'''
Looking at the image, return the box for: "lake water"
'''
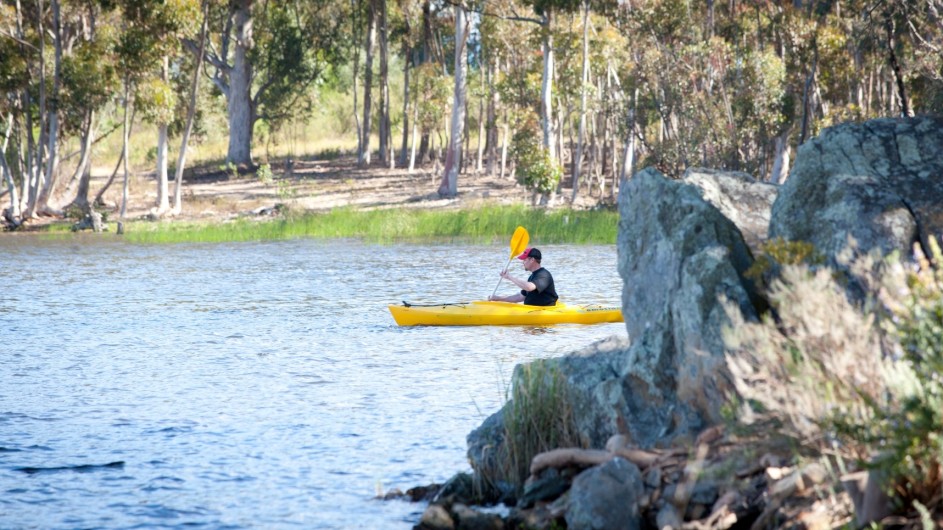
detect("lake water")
[0,236,625,529]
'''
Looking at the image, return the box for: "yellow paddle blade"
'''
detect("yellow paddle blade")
[510,226,529,258]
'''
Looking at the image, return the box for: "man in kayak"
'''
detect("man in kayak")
[488,247,559,306]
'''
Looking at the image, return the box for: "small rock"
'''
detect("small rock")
[417,504,454,530]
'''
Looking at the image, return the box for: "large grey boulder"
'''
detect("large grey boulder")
[682,168,778,251]
[770,116,943,260]
[616,168,762,443]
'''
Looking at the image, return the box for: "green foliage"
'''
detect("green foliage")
[59,33,120,133]
[256,163,274,184]
[839,239,943,506]
[247,0,352,133]
[119,204,618,244]
[510,118,562,196]
[410,62,452,134]
[135,77,176,125]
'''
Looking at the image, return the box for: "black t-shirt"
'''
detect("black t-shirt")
[522,267,559,306]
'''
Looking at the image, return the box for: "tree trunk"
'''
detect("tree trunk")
[571,0,590,203]
[36,0,63,216]
[485,58,498,175]
[352,0,363,165]
[120,80,132,219]
[399,43,411,167]
[227,0,254,167]
[620,87,637,184]
[359,0,376,167]
[378,0,390,166]
[437,4,467,197]
[540,9,555,161]
[476,66,484,173]
[409,95,419,172]
[798,40,818,145]
[156,58,171,214]
[1,114,20,221]
[500,113,509,180]
[172,1,209,215]
[26,0,47,219]
[770,131,791,184]
[94,107,136,208]
[64,109,95,212]
[884,11,911,117]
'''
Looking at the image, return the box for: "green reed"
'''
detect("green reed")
[119,205,618,244]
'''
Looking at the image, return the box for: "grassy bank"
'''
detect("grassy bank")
[115,204,619,244]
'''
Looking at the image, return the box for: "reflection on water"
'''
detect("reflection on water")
[0,237,625,529]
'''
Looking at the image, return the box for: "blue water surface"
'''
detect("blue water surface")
[0,237,625,529]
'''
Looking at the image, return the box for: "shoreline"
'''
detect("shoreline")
[4,156,619,236]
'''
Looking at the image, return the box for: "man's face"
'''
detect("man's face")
[522,256,538,271]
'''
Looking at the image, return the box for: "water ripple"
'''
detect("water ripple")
[0,239,625,529]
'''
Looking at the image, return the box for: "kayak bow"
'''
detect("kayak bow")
[388,300,623,327]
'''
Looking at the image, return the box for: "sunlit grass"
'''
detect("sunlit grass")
[119,205,619,244]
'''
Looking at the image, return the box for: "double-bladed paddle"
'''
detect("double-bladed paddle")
[491,226,529,298]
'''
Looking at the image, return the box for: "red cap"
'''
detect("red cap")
[517,248,541,261]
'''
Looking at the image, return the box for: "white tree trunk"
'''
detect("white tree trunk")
[26,0,47,218]
[120,81,132,220]
[227,0,254,167]
[63,109,95,209]
[571,0,590,203]
[437,4,468,197]
[173,2,209,215]
[540,9,555,161]
[408,99,419,173]
[359,0,376,167]
[36,0,62,215]
[155,57,170,214]
[770,132,791,184]
[620,87,638,185]
[378,0,390,166]
[476,67,484,173]
[1,114,20,220]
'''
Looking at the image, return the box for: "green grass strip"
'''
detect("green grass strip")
[116,205,619,245]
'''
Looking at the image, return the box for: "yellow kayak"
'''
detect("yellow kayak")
[388,300,623,326]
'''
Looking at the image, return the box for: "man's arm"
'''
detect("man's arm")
[489,293,525,303]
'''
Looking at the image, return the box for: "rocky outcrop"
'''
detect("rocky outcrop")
[770,116,943,261]
[616,168,763,441]
[451,117,943,530]
[682,168,778,252]
[466,169,765,498]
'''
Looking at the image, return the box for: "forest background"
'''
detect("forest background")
[1,0,942,228]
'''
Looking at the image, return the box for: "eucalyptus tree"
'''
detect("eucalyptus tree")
[199,0,350,168]
[519,0,580,162]
[3,0,64,219]
[171,1,209,215]
[114,0,193,219]
[0,3,29,223]
[377,0,392,167]
[0,0,123,222]
[358,0,375,166]
[59,12,120,214]
[31,0,62,217]
[437,1,469,197]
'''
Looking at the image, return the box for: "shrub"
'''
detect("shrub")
[724,238,943,516]
[256,163,274,184]
[510,121,561,197]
